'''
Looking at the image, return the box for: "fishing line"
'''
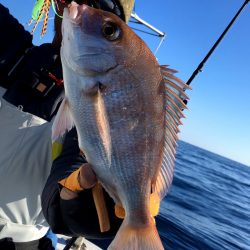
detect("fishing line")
[129,26,166,55]
[27,16,54,25]
[51,0,63,18]
[129,12,166,54]
[154,35,165,56]
[129,20,141,24]
[129,27,162,37]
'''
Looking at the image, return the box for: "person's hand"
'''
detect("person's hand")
[60,163,97,200]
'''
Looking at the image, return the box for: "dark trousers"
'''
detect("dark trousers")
[0,237,54,250]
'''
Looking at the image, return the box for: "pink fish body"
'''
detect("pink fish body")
[53,3,189,249]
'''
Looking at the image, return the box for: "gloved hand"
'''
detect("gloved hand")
[59,162,112,233]
[59,163,97,200]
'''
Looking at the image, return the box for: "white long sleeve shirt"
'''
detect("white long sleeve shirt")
[0,87,52,242]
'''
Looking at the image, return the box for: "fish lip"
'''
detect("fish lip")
[65,2,112,24]
[65,2,91,24]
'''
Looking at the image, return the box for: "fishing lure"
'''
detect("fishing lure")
[30,0,63,37]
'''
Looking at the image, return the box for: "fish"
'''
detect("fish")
[53,2,190,249]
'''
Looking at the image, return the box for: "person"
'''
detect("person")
[0,0,134,249]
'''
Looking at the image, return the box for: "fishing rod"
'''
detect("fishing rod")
[186,0,250,87]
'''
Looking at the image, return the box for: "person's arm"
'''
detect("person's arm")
[42,128,122,238]
[0,4,33,87]
[0,4,64,121]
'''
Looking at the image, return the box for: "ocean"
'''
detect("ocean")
[87,140,250,250]
[158,140,250,250]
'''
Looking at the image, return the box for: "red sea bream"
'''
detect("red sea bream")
[53,3,190,249]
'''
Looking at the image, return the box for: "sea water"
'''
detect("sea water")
[88,140,250,250]
[158,140,250,250]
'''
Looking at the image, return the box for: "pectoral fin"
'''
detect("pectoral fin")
[52,98,74,141]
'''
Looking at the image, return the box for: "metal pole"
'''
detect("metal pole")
[186,0,250,86]
[131,12,165,37]
[63,237,77,250]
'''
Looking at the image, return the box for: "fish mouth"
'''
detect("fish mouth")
[64,3,105,27]
[61,49,119,76]
[64,2,86,24]
[63,2,103,24]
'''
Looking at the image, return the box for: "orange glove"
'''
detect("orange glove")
[59,163,97,200]
[59,163,110,232]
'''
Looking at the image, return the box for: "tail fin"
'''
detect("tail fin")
[108,219,164,250]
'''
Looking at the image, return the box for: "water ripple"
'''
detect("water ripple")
[157,140,250,250]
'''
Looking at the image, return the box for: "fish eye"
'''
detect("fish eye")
[102,22,121,41]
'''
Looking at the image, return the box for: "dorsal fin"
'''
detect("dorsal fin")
[153,65,190,200]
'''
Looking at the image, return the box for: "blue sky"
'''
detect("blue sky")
[2,0,250,166]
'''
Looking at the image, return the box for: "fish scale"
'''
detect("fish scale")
[53,3,189,250]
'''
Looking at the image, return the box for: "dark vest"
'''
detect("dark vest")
[0,4,64,121]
